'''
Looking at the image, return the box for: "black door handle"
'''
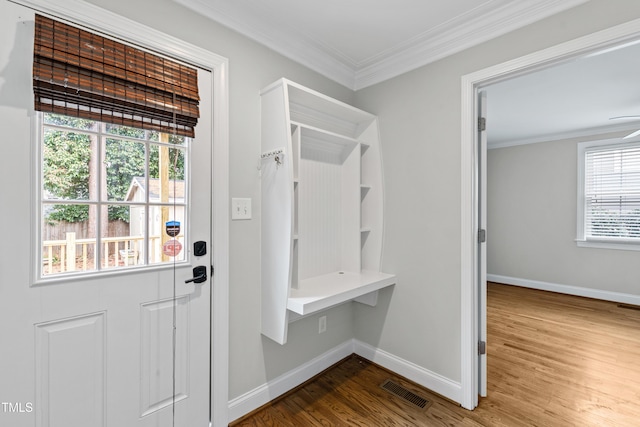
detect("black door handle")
[185,266,207,284]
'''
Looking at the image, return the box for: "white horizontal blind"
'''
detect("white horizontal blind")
[584,143,640,240]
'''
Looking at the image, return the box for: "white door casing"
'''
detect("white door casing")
[0,1,230,425]
[478,90,487,398]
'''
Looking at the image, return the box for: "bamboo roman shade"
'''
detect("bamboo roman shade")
[33,14,200,137]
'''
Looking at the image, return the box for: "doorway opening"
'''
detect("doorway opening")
[461,18,640,410]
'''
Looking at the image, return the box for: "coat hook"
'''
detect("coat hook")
[260,148,285,169]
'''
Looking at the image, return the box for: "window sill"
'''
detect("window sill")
[576,239,640,252]
[32,260,193,287]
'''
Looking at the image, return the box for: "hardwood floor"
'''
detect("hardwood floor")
[231,283,640,426]
[482,283,640,427]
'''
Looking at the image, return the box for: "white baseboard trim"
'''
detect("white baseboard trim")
[228,339,464,423]
[488,274,640,306]
[227,340,355,423]
[353,339,462,404]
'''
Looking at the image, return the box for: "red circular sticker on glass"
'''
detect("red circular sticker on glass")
[162,239,183,257]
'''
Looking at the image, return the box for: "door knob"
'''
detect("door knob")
[185,266,207,284]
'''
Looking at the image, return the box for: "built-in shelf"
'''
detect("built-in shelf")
[288,271,396,315]
[260,78,395,345]
[297,124,358,164]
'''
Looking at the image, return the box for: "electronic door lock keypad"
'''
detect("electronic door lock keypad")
[194,241,207,257]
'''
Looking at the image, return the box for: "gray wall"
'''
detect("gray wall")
[87,0,640,406]
[354,0,640,384]
[487,133,640,295]
[85,0,357,400]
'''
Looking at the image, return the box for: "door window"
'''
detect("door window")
[39,112,189,278]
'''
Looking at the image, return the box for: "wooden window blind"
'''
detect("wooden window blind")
[33,14,200,137]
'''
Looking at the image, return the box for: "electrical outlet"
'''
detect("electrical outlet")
[318,316,327,334]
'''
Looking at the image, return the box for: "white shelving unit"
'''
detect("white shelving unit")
[260,78,395,344]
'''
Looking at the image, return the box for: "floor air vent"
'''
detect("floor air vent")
[380,379,430,409]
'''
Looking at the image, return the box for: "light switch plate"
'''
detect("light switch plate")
[232,198,252,220]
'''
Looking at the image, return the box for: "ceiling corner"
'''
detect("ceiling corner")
[175,0,590,91]
[354,0,591,90]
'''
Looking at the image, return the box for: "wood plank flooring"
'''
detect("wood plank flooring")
[231,283,640,426]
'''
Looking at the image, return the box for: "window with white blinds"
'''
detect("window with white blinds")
[578,139,640,249]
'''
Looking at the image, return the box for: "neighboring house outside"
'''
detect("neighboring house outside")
[124,177,186,263]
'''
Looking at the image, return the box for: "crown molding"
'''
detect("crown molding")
[488,121,640,150]
[174,0,355,89]
[176,0,588,91]
[354,0,589,90]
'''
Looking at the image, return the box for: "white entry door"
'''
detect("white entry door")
[0,3,212,426]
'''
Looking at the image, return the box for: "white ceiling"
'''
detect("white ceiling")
[485,40,640,147]
[175,0,588,90]
[174,0,640,146]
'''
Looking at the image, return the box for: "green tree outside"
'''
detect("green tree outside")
[43,114,185,224]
